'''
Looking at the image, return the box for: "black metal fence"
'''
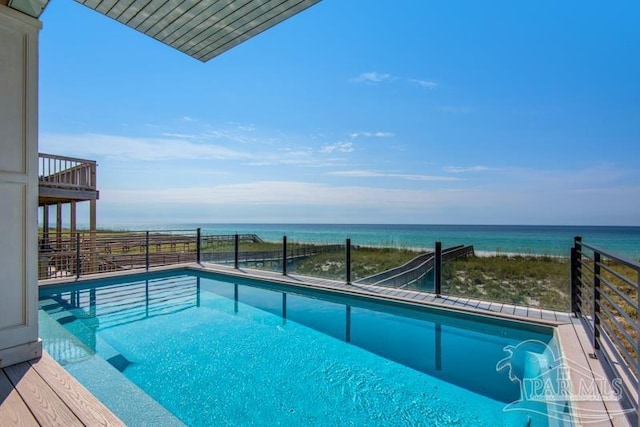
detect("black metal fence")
[571,236,639,412]
[39,229,464,292]
[39,229,199,279]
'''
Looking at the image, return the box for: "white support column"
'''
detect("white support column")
[0,4,42,367]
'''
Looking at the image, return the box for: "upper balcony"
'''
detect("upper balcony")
[38,153,99,206]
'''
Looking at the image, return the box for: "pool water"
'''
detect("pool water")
[39,270,572,426]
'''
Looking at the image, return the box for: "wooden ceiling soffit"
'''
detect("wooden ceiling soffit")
[75,0,320,62]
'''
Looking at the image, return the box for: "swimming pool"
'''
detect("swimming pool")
[39,269,573,426]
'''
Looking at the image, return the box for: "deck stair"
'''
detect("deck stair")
[356,245,474,289]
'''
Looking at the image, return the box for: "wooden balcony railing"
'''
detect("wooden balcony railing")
[39,153,96,191]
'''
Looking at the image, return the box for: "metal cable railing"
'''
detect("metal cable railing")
[571,236,639,412]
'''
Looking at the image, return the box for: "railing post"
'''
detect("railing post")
[637,270,640,420]
[435,241,442,297]
[76,232,81,278]
[570,246,577,314]
[196,228,201,264]
[571,236,583,316]
[145,231,150,271]
[282,235,287,275]
[593,251,601,351]
[234,233,239,269]
[346,238,351,285]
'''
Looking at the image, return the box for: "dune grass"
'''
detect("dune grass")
[210,240,573,311]
[442,255,570,311]
[290,247,420,281]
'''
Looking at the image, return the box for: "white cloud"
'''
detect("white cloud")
[200,129,261,144]
[330,170,460,182]
[443,165,490,173]
[349,131,395,138]
[103,181,453,208]
[351,71,392,84]
[410,79,438,89]
[40,133,252,161]
[320,142,354,153]
[99,180,640,225]
[161,132,201,139]
[95,163,640,225]
[156,123,262,145]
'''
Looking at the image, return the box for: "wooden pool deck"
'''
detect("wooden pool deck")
[0,352,123,426]
[29,262,635,426]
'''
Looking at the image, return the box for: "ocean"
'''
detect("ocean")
[109,224,640,260]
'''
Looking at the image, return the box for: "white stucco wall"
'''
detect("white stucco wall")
[0,4,42,367]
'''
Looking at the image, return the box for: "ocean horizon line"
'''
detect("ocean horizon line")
[91,222,640,228]
[54,222,640,259]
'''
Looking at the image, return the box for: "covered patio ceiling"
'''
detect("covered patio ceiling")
[74,0,321,62]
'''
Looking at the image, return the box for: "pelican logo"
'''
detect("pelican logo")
[496,340,633,424]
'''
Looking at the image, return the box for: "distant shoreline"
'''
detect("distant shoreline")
[56,223,640,259]
[474,250,567,259]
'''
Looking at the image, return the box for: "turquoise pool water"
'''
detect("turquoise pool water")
[39,270,572,426]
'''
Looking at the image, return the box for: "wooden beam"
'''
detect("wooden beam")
[56,203,62,248]
[90,199,96,233]
[90,199,97,271]
[39,187,98,202]
[42,205,49,240]
[70,200,76,235]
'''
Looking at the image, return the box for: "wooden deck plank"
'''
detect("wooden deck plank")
[556,324,612,425]
[487,302,504,312]
[464,299,481,309]
[0,370,39,427]
[439,296,458,306]
[452,298,471,307]
[394,290,413,298]
[400,290,419,299]
[527,307,543,319]
[380,289,404,297]
[501,304,516,315]
[558,323,626,426]
[476,300,491,310]
[417,292,434,301]
[417,292,433,301]
[30,353,124,427]
[422,295,438,303]
[513,306,528,317]
[4,362,83,427]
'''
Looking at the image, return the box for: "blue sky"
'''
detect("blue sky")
[39,0,640,226]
